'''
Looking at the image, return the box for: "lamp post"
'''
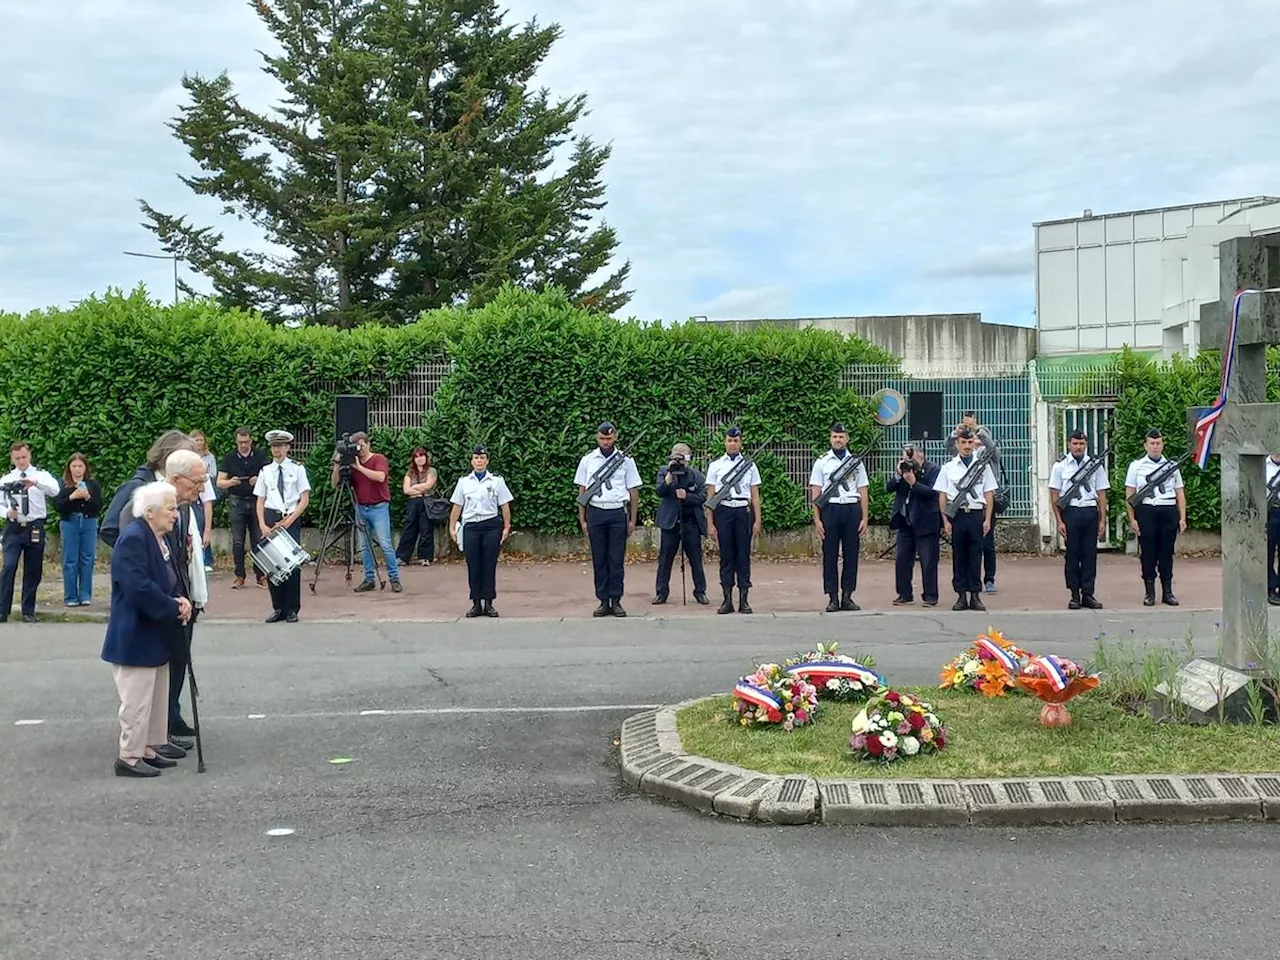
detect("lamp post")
[123,250,180,305]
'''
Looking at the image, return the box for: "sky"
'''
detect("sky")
[2,0,1280,327]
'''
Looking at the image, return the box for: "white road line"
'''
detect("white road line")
[13,719,44,726]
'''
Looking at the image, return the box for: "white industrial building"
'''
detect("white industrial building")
[1034,195,1280,358]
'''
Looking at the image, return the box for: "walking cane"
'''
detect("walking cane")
[184,621,206,774]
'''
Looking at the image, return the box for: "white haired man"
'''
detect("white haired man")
[161,449,211,748]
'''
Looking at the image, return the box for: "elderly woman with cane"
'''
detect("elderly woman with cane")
[101,481,192,778]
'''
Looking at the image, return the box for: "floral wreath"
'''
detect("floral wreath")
[939,627,1032,698]
[849,690,948,763]
[731,662,820,731]
[783,641,883,702]
[1016,654,1100,705]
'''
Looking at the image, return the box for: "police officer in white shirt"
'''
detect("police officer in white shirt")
[937,428,998,612]
[449,444,513,618]
[575,422,642,617]
[808,422,868,612]
[1264,450,1279,606]
[254,430,312,623]
[1049,430,1108,610]
[706,426,762,614]
[0,441,61,622]
[1124,429,1187,607]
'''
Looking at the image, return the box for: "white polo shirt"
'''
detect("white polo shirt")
[1050,455,1109,508]
[1124,456,1182,506]
[706,454,761,507]
[451,471,513,523]
[939,456,997,512]
[254,458,311,514]
[809,451,868,504]
[574,447,642,509]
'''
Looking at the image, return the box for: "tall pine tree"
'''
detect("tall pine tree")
[140,0,632,326]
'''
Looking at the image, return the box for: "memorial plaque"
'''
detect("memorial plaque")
[1151,658,1269,724]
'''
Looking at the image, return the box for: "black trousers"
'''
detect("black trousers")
[0,520,45,617]
[895,527,939,602]
[264,508,302,615]
[1267,507,1280,595]
[713,504,752,590]
[950,510,984,594]
[983,516,997,583]
[586,506,628,600]
[1062,505,1099,594]
[397,497,436,563]
[655,519,706,598]
[1136,503,1178,585]
[228,496,259,578]
[462,515,502,601]
[819,502,861,596]
[170,614,196,730]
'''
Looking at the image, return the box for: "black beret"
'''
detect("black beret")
[597,422,616,435]
[1145,429,1163,440]
[471,444,489,456]
[725,426,742,437]
[830,422,848,434]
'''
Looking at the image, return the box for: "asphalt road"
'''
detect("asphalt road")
[3,608,1279,960]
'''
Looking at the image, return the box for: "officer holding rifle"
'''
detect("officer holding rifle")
[575,422,642,617]
[808,422,869,612]
[937,428,997,612]
[705,426,762,614]
[1123,429,1187,607]
[1049,430,1108,610]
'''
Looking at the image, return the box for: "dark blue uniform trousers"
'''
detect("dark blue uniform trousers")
[820,502,862,596]
[587,506,628,600]
[1062,504,1099,595]
[895,527,939,603]
[713,504,752,590]
[0,519,44,617]
[950,509,984,595]
[1267,507,1279,596]
[1136,504,1178,585]
[463,515,503,601]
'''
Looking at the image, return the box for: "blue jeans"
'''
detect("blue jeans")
[357,502,400,582]
[60,514,97,603]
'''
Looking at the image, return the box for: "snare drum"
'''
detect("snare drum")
[251,527,311,585]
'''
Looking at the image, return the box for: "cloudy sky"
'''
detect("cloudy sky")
[2,0,1279,326]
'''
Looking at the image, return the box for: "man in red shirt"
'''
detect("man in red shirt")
[330,432,402,592]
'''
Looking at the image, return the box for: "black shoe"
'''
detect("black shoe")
[1082,594,1103,609]
[142,754,177,769]
[923,597,938,607]
[693,592,710,605]
[738,589,753,614]
[1143,581,1156,606]
[1162,586,1179,606]
[968,592,987,612]
[466,601,483,618]
[825,594,840,613]
[354,579,376,593]
[484,601,499,618]
[611,600,627,617]
[892,595,913,605]
[651,594,667,605]
[952,595,969,611]
[1068,590,1081,610]
[265,610,286,623]
[840,593,859,612]
[154,743,186,760]
[114,758,160,778]
[391,579,403,594]
[0,615,6,622]
[286,611,299,622]
[718,590,735,615]
[171,719,197,738]
[22,614,36,623]
[593,601,611,617]
[169,736,194,751]
[1269,594,1280,606]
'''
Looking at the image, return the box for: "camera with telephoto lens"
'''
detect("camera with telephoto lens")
[667,456,688,479]
[0,480,23,497]
[334,434,359,467]
[898,446,919,476]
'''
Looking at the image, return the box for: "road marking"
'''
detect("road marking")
[14,719,44,726]
[265,828,295,837]
[248,714,266,719]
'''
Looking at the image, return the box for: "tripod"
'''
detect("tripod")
[310,471,387,592]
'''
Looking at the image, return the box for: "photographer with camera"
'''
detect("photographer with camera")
[885,444,942,607]
[330,431,402,593]
[0,441,60,622]
[652,443,709,606]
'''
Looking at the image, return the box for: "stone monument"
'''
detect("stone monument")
[1158,234,1280,721]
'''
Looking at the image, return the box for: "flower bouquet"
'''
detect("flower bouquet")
[783,641,883,702]
[731,662,820,731]
[849,690,948,764]
[939,627,1031,698]
[1014,655,1101,726]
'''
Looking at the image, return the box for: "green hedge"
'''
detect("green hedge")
[0,286,896,534]
[1103,347,1280,531]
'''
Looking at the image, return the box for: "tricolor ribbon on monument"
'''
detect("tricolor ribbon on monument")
[783,661,881,687]
[1193,287,1280,469]
[1031,655,1070,692]
[733,681,783,712]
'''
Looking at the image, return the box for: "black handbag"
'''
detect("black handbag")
[423,493,452,522]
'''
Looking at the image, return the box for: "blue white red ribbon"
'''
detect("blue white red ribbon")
[974,637,1019,674]
[784,660,881,687]
[1194,287,1280,469]
[734,681,783,712]
[1031,655,1070,691]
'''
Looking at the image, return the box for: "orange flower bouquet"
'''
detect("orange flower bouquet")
[1015,655,1100,726]
[939,628,1031,698]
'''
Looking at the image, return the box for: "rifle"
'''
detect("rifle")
[705,434,776,511]
[942,445,997,520]
[576,430,646,507]
[1055,445,1111,509]
[813,442,876,508]
[1266,467,1280,509]
[1125,451,1191,508]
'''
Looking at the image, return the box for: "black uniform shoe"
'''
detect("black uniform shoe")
[825,594,840,613]
[1161,585,1179,606]
[22,614,36,623]
[593,600,612,617]
[1082,594,1103,609]
[1269,593,1280,606]
[484,600,499,618]
[265,610,286,623]
[952,595,969,611]
[840,592,859,612]
[466,601,483,618]
[737,589,753,614]
[693,592,710,605]
[610,600,627,617]
[968,592,987,612]
[114,759,160,778]
[1143,580,1156,606]
[718,590,735,615]
[892,596,913,605]
[1068,590,1082,610]
[651,594,667,605]
[286,611,299,622]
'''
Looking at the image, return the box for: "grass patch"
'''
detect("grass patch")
[676,689,1280,780]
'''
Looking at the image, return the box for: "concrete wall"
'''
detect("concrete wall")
[700,313,1036,376]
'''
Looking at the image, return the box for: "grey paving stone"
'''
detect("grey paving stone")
[819,778,970,826]
[755,775,819,825]
[962,777,1114,825]
[1103,774,1263,823]
[712,774,780,819]
[1246,774,1280,820]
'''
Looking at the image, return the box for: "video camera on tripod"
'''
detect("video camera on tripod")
[334,433,359,469]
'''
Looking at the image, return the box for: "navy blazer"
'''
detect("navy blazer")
[101,517,186,668]
[655,465,708,535]
[885,461,943,536]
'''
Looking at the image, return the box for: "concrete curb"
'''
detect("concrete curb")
[621,698,1280,827]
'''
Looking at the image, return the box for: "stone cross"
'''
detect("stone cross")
[1195,234,1280,673]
